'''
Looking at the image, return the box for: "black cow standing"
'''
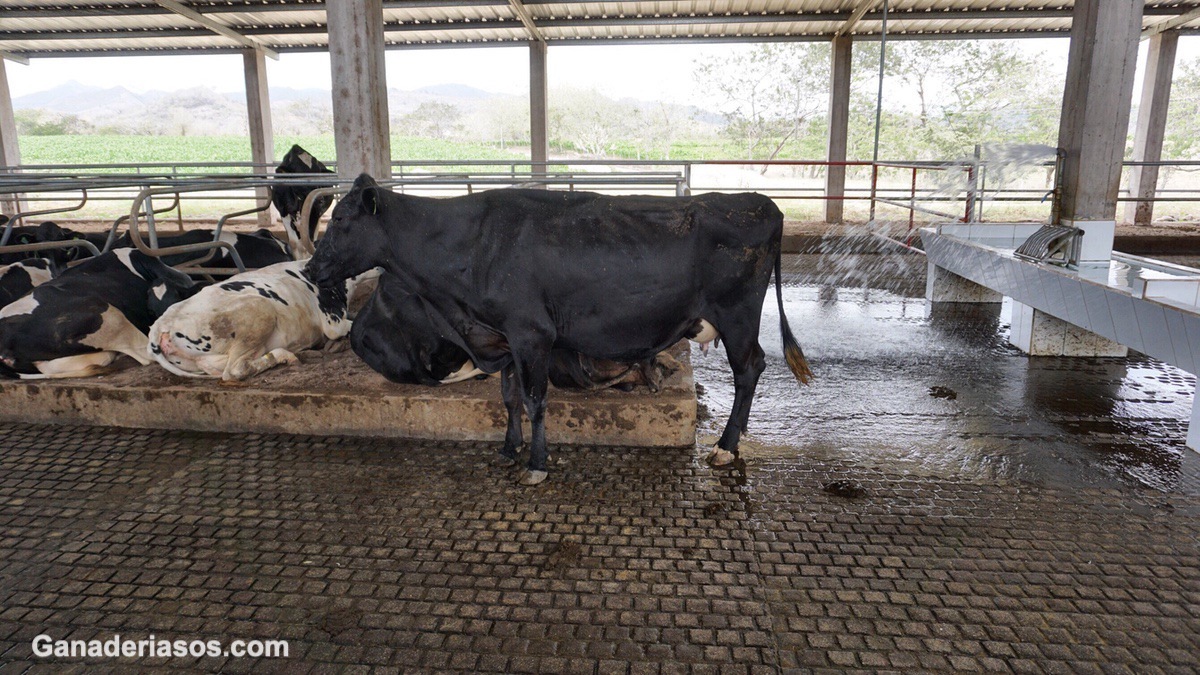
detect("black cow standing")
[307,175,811,485]
[272,144,336,257]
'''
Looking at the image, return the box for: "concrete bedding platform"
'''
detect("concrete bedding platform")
[0,345,696,447]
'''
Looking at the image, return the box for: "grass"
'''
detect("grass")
[18,135,529,171]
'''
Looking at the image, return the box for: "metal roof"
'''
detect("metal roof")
[2,1,1199,58]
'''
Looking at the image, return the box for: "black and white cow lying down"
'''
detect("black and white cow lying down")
[0,250,196,379]
[272,144,335,258]
[352,273,679,390]
[149,260,374,381]
[306,176,812,485]
[0,258,56,308]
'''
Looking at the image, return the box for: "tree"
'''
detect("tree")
[1164,58,1200,161]
[550,88,635,157]
[398,101,463,139]
[694,43,829,164]
[851,40,1063,161]
[14,109,94,136]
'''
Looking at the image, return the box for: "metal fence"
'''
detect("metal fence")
[3,156,1200,270]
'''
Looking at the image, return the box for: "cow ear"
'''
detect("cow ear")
[361,186,383,216]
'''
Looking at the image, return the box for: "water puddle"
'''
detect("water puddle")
[693,253,1200,495]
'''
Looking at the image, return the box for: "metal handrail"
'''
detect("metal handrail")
[1,189,88,243]
[128,183,251,274]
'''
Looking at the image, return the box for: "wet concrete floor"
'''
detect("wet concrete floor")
[694,252,1200,496]
[1,250,1198,672]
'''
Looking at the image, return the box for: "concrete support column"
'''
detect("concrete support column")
[243,48,275,227]
[1125,30,1178,227]
[825,35,852,224]
[1056,0,1143,263]
[926,262,1002,303]
[529,40,548,181]
[0,57,22,217]
[1009,301,1127,357]
[327,0,392,181]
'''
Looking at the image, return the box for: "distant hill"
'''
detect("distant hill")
[14,81,149,117]
[13,80,722,139]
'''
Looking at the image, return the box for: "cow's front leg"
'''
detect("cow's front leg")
[226,348,298,381]
[498,364,522,467]
[513,342,552,486]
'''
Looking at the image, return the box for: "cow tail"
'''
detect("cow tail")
[775,249,812,385]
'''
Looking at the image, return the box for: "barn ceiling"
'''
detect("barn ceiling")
[2,1,1198,58]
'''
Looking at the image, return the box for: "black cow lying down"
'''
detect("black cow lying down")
[0,250,196,378]
[101,227,291,271]
[2,221,291,272]
[307,176,812,485]
[352,273,679,390]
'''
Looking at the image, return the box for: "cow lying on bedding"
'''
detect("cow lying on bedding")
[0,250,197,379]
[272,144,336,258]
[352,273,679,390]
[0,258,56,308]
[149,260,374,381]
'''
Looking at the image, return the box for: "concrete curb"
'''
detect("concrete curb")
[0,349,697,448]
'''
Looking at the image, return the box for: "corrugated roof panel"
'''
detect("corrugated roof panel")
[2,0,1200,55]
[2,34,240,52]
[384,4,515,22]
[382,26,529,43]
[4,16,196,32]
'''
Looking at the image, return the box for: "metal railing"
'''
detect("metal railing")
[5,156,1200,271]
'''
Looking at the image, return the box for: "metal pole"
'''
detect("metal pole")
[870,0,890,224]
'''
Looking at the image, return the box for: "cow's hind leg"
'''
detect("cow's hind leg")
[510,338,553,486]
[498,365,522,467]
[709,323,766,467]
[24,351,119,379]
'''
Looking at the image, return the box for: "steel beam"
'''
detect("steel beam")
[152,0,279,59]
[836,0,877,37]
[1143,6,1200,38]
[508,0,546,42]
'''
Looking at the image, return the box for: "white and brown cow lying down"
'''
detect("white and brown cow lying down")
[0,250,197,379]
[149,260,375,381]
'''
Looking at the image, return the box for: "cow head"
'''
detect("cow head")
[122,251,202,318]
[272,144,335,257]
[305,174,391,304]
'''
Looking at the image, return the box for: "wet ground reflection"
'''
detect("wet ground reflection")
[692,253,1200,495]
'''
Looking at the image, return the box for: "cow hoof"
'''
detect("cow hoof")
[706,448,736,467]
[518,469,548,486]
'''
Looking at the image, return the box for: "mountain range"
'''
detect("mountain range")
[13,80,721,137]
[14,81,519,136]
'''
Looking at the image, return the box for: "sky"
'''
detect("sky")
[5,36,1199,107]
[4,43,737,105]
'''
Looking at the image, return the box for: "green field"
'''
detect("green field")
[18,135,530,170]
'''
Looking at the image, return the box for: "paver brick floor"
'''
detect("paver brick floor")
[0,422,1197,673]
